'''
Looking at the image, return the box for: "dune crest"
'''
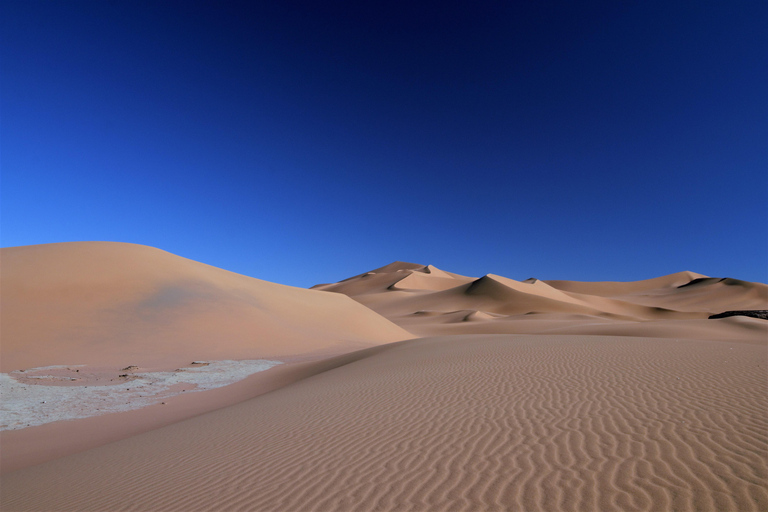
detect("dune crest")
[0,243,412,372]
[315,262,767,340]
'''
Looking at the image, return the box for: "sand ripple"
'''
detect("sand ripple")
[2,335,766,512]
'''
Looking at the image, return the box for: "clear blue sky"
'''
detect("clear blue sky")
[2,0,766,287]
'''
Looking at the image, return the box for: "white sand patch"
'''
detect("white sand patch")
[0,360,282,431]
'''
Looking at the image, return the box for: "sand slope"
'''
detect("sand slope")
[315,262,768,340]
[3,334,766,512]
[3,251,766,511]
[0,243,412,372]
[0,243,413,472]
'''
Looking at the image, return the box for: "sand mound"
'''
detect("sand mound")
[545,271,707,296]
[463,274,668,319]
[613,278,768,313]
[313,261,474,296]
[390,271,470,291]
[461,310,503,322]
[316,262,767,340]
[0,243,412,372]
[3,334,766,511]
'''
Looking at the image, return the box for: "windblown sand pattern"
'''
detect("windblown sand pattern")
[3,335,766,512]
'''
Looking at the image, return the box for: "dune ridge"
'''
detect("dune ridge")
[315,261,767,340]
[544,271,707,295]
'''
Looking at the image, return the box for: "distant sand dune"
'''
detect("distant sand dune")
[3,335,766,511]
[317,262,767,341]
[544,271,706,296]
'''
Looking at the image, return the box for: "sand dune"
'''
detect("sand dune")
[0,243,412,372]
[313,261,475,296]
[3,335,766,511]
[2,249,766,511]
[610,277,768,312]
[546,274,768,314]
[316,262,767,341]
[0,243,412,472]
[545,271,707,296]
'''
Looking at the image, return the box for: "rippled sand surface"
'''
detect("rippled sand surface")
[3,245,766,511]
[3,335,766,512]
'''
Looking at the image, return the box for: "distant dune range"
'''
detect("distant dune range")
[1,243,766,511]
[313,261,768,341]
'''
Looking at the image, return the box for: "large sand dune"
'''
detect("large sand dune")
[1,242,411,372]
[2,248,766,511]
[0,243,412,472]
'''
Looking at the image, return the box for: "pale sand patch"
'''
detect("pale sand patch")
[0,359,281,430]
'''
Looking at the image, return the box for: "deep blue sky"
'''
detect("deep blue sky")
[2,0,766,287]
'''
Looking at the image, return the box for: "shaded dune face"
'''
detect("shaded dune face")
[0,243,412,372]
[3,335,766,512]
[315,262,768,340]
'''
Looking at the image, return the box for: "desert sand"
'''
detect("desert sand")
[1,242,411,372]
[312,262,767,340]
[1,245,766,511]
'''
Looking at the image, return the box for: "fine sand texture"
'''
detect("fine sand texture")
[0,243,412,472]
[2,335,766,512]
[1,242,412,372]
[2,250,767,511]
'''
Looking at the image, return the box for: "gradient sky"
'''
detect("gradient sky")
[2,0,766,287]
